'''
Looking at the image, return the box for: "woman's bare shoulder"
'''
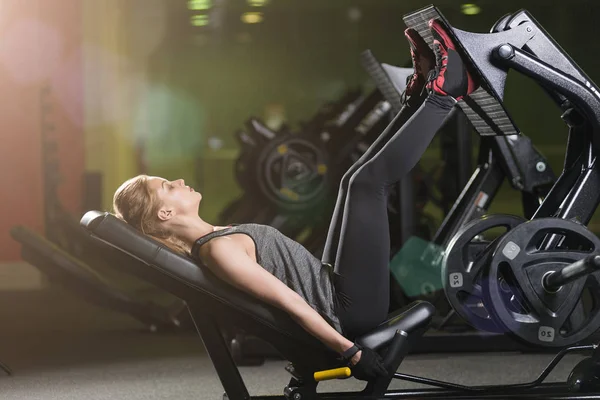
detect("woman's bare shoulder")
[199,234,245,257]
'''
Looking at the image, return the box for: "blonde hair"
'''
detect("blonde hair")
[113,175,190,255]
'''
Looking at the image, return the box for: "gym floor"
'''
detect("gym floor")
[0,286,587,400]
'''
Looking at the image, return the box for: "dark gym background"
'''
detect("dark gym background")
[0,0,598,399]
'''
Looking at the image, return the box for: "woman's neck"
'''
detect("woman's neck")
[174,215,215,248]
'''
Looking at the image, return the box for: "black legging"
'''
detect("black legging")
[322,92,456,339]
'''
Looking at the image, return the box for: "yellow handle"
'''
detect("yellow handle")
[313,367,352,381]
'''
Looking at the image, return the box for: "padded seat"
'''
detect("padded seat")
[357,301,435,351]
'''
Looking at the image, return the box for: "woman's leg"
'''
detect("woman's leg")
[321,91,426,266]
[321,28,434,266]
[332,19,478,338]
[334,94,455,337]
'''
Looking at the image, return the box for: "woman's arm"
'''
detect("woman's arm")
[200,237,358,359]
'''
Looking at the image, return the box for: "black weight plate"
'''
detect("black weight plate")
[441,214,525,333]
[485,218,600,348]
[256,136,329,213]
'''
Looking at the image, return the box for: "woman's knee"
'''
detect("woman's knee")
[347,163,380,191]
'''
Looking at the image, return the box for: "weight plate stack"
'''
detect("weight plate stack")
[441,214,525,333]
[485,218,600,348]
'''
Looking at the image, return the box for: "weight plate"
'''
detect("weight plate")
[442,214,525,332]
[256,136,329,212]
[485,218,600,347]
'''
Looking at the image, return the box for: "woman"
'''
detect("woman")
[113,20,477,381]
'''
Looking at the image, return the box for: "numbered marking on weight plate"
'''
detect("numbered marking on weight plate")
[502,241,521,260]
[449,273,463,288]
[538,326,555,343]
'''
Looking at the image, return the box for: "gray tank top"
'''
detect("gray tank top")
[193,223,342,334]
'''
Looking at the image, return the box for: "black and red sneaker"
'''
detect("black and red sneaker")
[426,19,478,100]
[404,28,435,100]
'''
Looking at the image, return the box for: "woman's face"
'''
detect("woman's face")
[147,176,202,221]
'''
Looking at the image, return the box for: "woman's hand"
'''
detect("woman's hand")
[350,351,361,366]
[346,347,388,381]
